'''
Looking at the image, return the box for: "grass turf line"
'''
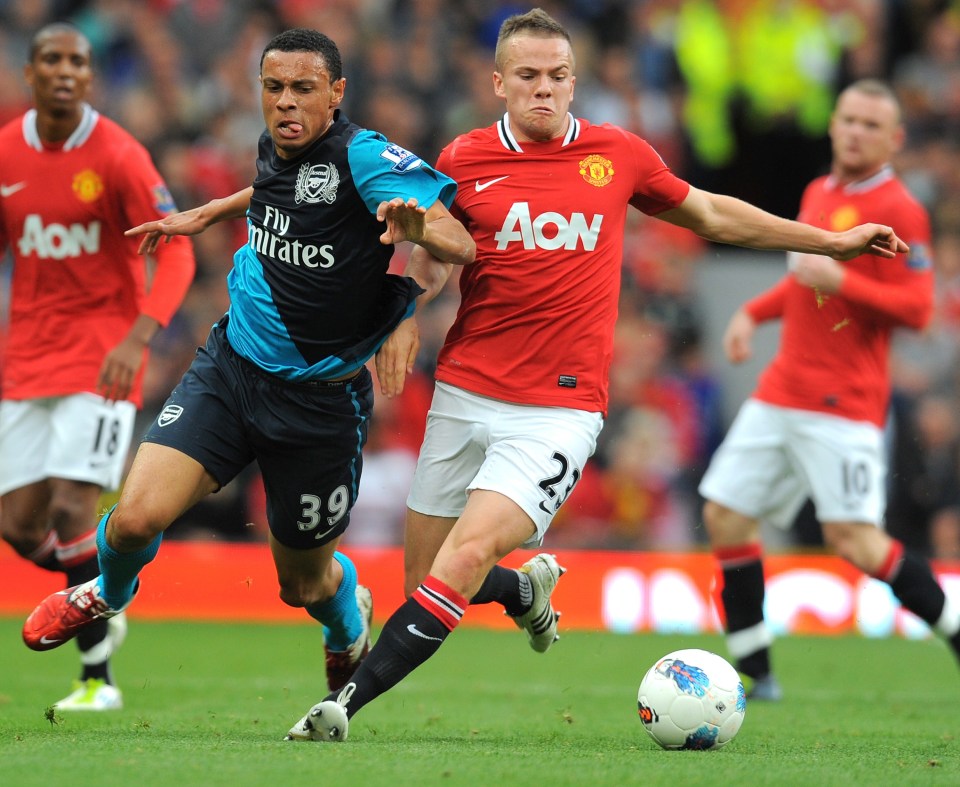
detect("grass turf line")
[1,618,958,786]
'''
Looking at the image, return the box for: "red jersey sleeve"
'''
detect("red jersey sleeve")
[110,139,195,326]
[744,276,790,323]
[620,130,690,215]
[837,199,933,330]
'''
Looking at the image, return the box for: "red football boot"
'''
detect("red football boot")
[23,577,133,652]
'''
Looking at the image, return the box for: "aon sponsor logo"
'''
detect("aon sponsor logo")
[494,202,602,251]
[18,214,101,259]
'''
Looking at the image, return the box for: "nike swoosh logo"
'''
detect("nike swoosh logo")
[313,522,340,541]
[407,623,442,642]
[475,176,509,192]
[40,635,61,645]
[0,182,26,198]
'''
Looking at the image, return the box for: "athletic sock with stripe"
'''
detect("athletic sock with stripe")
[324,575,466,718]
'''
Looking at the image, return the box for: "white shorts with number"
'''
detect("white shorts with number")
[406,382,604,547]
[0,393,137,496]
[697,398,886,529]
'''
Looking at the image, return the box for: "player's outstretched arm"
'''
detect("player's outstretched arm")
[659,187,909,261]
[125,186,254,254]
[377,198,475,266]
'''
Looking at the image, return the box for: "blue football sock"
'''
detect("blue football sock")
[306,552,361,651]
[96,507,161,610]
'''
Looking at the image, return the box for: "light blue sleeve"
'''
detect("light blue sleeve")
[348,129,456,214]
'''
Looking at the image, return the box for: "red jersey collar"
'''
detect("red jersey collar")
[496,111,581,153]
[825,165,895,194]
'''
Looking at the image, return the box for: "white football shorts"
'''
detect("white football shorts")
[406,382,603,546]
[698,398,886,528]
[0,393,137,496]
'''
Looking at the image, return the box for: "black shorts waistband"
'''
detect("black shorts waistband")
[213,318,362,390]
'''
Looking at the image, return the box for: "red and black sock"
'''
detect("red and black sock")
[715,543,771,679]
[326,575,466,718]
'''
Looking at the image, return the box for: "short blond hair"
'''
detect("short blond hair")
[494,8,573,72]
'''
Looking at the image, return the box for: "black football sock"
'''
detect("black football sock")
[715,543,772,679]
[326,575,467,718]
[470,564,531,616]
[875,539,960,666]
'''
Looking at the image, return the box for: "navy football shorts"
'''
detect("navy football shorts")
[142,317,373,549]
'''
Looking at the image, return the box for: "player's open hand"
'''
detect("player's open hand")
[722,309,756,365]
[375,317,420,398]
[832,223,908,261]
[125,207,210,255]
[97,337,145,402]
[377,197,427,246]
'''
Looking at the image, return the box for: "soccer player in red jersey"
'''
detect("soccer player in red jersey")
[698,80,959,700]
[0,24,195,710]
[286,11,911,741]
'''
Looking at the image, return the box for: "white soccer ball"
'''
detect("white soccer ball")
[637,648,746,750]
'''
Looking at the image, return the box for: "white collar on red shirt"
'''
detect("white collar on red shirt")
[825,164,895,194]
[497,111,581,153]
[22,101,100,151]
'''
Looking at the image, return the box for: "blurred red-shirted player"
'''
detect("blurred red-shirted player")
[0,23,195,711]
[699,80,960,701]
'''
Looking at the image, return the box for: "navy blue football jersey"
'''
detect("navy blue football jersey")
[225,111,456,381]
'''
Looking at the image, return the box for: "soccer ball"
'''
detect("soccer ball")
[637,648,746,750]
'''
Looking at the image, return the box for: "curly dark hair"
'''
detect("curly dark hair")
[260,28,342,81]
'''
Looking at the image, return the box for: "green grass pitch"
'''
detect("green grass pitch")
[2,618,957,786]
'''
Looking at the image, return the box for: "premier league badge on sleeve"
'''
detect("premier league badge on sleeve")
[380,144,423,173]
[906,242,932,271]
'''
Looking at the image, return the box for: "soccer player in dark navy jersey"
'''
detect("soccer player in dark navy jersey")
[23,28,475,708]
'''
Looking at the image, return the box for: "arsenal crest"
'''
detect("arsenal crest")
[295,162,339,204]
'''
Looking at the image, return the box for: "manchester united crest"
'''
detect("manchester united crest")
[830,204,860,232]
[72,169,104,203]
[579,154,614,187]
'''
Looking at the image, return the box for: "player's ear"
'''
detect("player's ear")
[892,123,906,154]
[493,71,505,99]
[331,76,346,107]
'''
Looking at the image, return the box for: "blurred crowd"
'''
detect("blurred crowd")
[3,0,960,557]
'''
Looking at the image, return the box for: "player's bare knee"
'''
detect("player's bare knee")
[444,541,493,587]
[107,505,167,550]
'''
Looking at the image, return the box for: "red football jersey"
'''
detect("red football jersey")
[434,114,690,415]
[745,167,933,426]
[0,105,195,406]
